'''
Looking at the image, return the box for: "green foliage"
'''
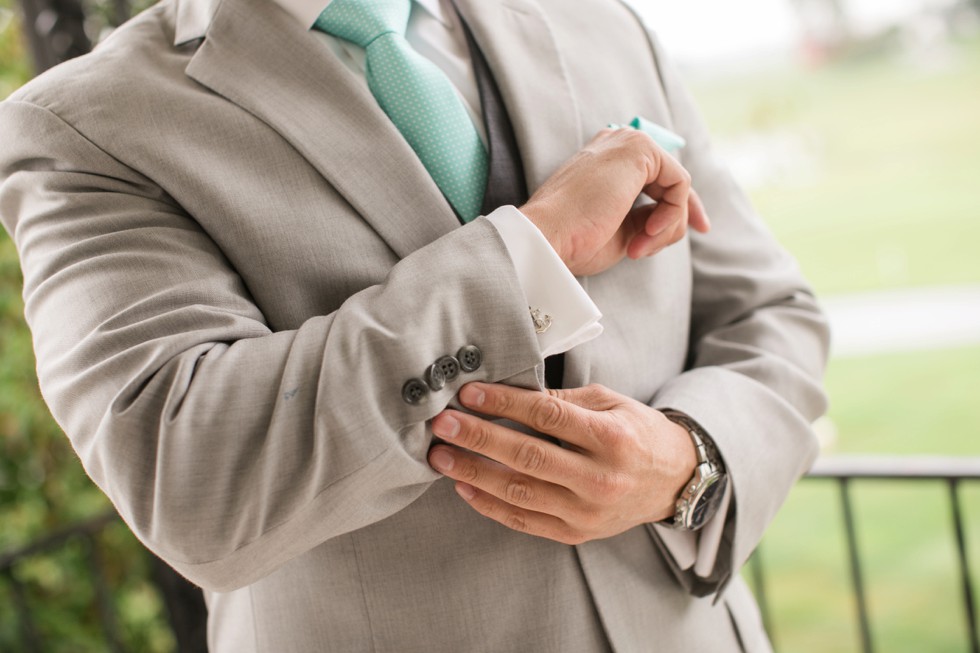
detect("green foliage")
[0,6,174,651]
[0,0,31,98]
[0,152,174,653]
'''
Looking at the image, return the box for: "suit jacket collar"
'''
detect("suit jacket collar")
[175,0,582,258]
[269,0,449,32]
[174,0,220,44]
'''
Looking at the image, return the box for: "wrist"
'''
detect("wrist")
[660,410,728,531]
[518,199,567,263]
[664,417,698,504]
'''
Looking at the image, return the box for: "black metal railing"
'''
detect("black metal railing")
[2,456,977,652]
[749,456,980,653]
[0,512,207,652]
[0,512,121,652]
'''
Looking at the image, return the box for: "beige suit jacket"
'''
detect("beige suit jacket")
[0,0,829,650]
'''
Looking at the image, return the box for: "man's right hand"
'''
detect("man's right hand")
[519,128,710,277]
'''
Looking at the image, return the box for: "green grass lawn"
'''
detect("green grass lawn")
[688,37,980,653]
[692,38,980,296]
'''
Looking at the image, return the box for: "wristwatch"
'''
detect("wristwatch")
[661,410,727,531]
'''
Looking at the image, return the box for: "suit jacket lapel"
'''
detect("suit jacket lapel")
[179,0,460,259]
[452,0,583,193]
[453,0,590,390]
[176,0,590,384]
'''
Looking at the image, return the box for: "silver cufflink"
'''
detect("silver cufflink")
[529,307,553,334]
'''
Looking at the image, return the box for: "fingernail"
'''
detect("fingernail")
[432,414,460,439]
[455,482,476,500]
[430,449,455,472]
[460,384,485,408]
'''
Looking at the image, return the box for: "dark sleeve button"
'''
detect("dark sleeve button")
[425,363,447,391]
[402,378,429,405]
[457,345,482,372]
[435,355,460,381]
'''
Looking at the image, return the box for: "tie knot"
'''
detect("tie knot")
[313,0,411,48]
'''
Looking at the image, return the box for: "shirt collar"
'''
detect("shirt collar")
[274,0,449,31]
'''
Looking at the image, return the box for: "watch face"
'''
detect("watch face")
[691,476,725,527]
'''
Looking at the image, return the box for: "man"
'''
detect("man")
[0,0,829,650]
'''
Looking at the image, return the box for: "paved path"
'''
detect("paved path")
[823,284,980,358]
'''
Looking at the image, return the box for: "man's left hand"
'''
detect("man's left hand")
[427,383,697,545]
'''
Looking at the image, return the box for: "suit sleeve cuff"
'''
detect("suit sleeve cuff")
[484,205,602,357]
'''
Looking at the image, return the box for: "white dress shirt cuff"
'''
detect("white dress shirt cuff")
[484,205,602,358]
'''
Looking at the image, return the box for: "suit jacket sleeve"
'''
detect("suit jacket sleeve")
[641,30,831,596]
[0,97,545,593]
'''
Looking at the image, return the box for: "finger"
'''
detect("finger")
[625,230,657,260]
[640,150,690,210]
[431,410,584,484]
[626,211,686,259]
[428,444,576,516]
[631,198,675,238]
[657,218,688,250]
[688,190,711,233]
[457,383,600,449]
[634,184,686,256]
[644,184,688,235]
[452,482,585,546]
[642,186,707,238]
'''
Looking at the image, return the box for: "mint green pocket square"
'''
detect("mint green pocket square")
[608,116,686,154]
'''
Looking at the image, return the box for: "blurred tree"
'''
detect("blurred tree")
[14,0,160,75]
[16,0,90,73]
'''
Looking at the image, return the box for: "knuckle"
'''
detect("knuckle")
[504,476,534,506]
[584,384,613,408]
[532,396,568,433]
[591,472,630,502]
[488,386,513,414]
[604,424,635,456]
[622,129,645,146]
[515,440,548,473]
[473,493,498,516]
[459,461,481,483]
[467,422,494,452]
[584,383,606,396]
[505,510,529,534]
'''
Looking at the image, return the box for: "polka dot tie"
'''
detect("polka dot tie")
[314,0,488,222]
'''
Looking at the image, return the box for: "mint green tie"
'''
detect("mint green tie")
[314,0,488,222]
